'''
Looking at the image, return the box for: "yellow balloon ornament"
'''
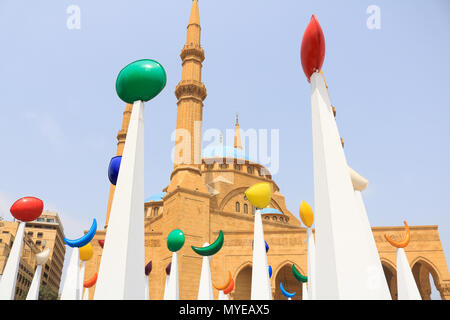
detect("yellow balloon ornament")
[299,201,314,228]
[79,243,94,261]
[245,182,272,209]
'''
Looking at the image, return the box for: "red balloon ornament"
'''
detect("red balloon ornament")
[300,14,326,82]
[10,197,44,222]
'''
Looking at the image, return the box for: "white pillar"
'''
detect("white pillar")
[26,265,42,300]
[0,221,26,300]
[310,71,390,299]
[165,252,179,300]
[78,261,85,301]
[218,290,228,300]
[251,210,272,300]
[60,248,80,300]
[396,248,421,300]
[95,100,145,300]
[302,282,309,300]
[163,274,170,300]
[83,288,89,300]
[145,275,149,300]
[306,228,316,299]
[197,245,213,300]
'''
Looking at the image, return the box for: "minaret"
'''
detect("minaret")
[234,114,243,149]
[163,0,211,299]
[104,103,133,229]
[168,0,208,193]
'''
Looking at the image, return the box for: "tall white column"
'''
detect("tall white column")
[60,248,80,300]
[163,274,170,300]
[251,210,272,300]
[95,100,145,299]
[26,265,42,300]
[83,288,89,300]
[310,71,390,299]
[303,282,309,300]
[0,221,26,300]
[165,252,179,300]
[306,228,316,300]
[78,261,85,301]
[145,275,149,300]
[396,248,421,300]
[197,245,213,300]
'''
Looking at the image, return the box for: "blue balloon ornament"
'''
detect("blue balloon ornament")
[108,156,122,185]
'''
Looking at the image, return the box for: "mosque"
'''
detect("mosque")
[84,0,450,300]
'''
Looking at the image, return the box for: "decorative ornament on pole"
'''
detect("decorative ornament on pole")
[0,196,44,300]
[64,219,97,248]
[245,182,272,209]
[299,201,314,228]
[108,156,122,185]
[84,273,98,288]
[300,14,325,82]
[223,278,235,295]
[192,231,224,256]
[280,282,297,300]
[145,261,153,276]
[115,59,167,104]
[165,229,185,300]
[384,221,410,248]
[292,264,308,283]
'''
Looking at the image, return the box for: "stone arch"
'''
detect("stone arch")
[219,187,248,211]
[410,256,443,300]
[273,261,303,300]
[380,258,398,300]
[233,261,252,300]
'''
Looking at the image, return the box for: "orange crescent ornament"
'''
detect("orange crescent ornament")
[213,271,232,291]
[83,273,98,288]
[223,278,235,295]
[384,221,411,248]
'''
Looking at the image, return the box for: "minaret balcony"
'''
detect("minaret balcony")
[180,45,205,62]
[175,80,207,101]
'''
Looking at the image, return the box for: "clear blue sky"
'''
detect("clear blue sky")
[0,1,448,297]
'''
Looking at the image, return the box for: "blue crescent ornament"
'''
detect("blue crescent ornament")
[108,156,122,185]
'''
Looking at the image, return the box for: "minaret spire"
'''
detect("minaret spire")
[234,114,243,149]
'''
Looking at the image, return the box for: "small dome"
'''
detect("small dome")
[145,192,166,203]
[202,144,252,161]
[260,208,283,215]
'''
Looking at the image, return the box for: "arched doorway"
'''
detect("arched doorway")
[273,264,303,300]
[233,264,252,300]
[411,259,442,300]
[381,260,398,300]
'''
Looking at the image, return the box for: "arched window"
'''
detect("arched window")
[154,207,159,216]
[247,166,253,174]
[244,204,248,214]
[236,202,240,212]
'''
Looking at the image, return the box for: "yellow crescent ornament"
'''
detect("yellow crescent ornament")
[245,182,272,209]
[79,242,94,261]
[299,201,314,228]
[384,221,411,248]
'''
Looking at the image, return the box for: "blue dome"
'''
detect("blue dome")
[202,144,252,161]
[145,192,166,203]
[260,208,283,214]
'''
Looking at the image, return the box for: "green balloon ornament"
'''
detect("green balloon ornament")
[167,229,185,252]
[115,59,167,103]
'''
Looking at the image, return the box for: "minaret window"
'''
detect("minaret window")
[234,164,241,171]
[236,202,240,212]
[244,204,248,214]
[247,166,254,174]
[154,207,159,216]
[220,163,228,169]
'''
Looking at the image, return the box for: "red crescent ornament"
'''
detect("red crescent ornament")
[84,273,98,288]
[98,240,105,248]
[10,197,44,222]
[223,278,235,295]
[300,14,326,82]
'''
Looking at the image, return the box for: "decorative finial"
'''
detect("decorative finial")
[236,113,239,126]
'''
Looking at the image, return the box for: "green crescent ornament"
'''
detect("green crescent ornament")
[115,59,167,103]
[191,231,224,256]
[167,229,185,252]
[292,264,308,283]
